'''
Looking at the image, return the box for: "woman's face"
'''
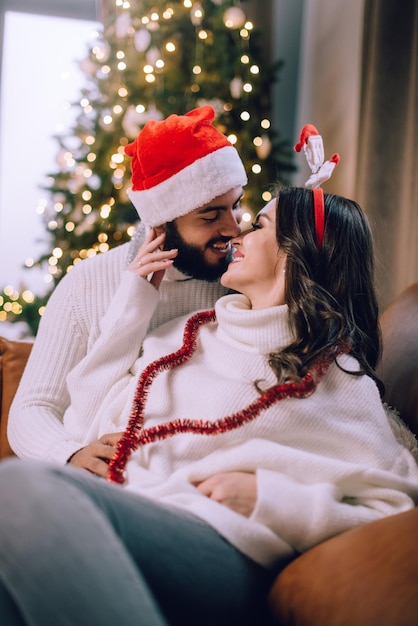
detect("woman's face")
[221,199,286,309]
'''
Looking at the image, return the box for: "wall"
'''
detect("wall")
[270,0,304,146]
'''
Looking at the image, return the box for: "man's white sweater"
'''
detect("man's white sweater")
[8,233,229,462]
[11,257,418,568]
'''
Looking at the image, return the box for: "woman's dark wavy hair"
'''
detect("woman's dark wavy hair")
[268,186,383,395]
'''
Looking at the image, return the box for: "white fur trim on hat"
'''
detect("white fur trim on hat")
[128,145,247,227]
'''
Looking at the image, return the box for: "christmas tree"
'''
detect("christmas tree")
[0,0,293,336]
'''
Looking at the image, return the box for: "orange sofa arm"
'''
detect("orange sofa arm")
[0,336,33,459]
[269,507,418,626]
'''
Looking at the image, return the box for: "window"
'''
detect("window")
[0,2,98,294]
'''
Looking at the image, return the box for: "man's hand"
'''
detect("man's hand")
[127,228,178,289]
[68,432,124,478]
[194,471,257,517]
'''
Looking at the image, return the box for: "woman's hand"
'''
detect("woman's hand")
[127,228,178,289]
[194,471,257,517]
[67,432,124,478]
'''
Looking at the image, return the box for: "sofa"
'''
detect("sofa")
[1,283,418,625]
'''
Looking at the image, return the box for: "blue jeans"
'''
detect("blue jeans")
[0,459,276,626]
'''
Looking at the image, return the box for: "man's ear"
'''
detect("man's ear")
[154,225,165,236]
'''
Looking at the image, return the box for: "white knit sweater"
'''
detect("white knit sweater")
[8,230,229,462]
[9,243,418,568]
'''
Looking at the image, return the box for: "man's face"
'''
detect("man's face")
[163,187,243,281]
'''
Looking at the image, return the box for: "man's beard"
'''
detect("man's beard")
[164,221,233,282]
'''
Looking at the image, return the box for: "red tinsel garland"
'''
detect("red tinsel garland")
[107,309,346,484]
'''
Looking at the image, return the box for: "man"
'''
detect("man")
[8,106,247,472]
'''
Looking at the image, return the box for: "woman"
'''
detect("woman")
[0,187,417,626]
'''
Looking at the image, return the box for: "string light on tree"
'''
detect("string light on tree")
[223,7,246,29]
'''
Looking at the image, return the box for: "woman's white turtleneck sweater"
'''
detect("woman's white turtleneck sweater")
[10,268,418,568]
[119,294,418,567]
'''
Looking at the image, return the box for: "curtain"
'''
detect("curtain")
[293,0,365,199]
[356,0,418,309]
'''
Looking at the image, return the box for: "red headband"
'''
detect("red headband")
[294,124,340,249]
[312,188,325,248]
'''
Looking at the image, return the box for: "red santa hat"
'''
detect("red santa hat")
[294,123,325,174]
[125,106,247,227]
[294,123,321,153]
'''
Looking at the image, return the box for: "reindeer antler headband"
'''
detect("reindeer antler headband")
[294,124,340,248]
